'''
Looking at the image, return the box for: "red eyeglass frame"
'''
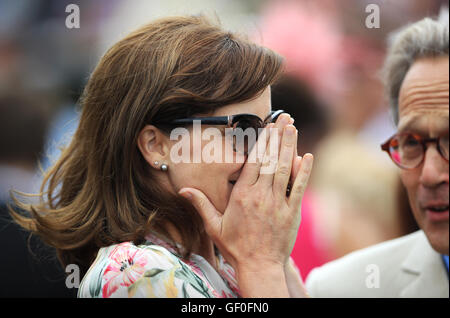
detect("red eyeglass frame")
[381,132,449,169]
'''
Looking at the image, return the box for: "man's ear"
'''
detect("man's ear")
[137,125,170,167]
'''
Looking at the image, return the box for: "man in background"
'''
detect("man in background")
[306,10,449,297]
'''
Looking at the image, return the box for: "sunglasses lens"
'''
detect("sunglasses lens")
[231,116,263,155]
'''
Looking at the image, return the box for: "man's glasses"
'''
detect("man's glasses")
[381,133,449,169]
[157,110,285,155]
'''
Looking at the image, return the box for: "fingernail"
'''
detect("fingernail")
[179,190,192,199]
[286,125,295,135]
[280,114,290,125]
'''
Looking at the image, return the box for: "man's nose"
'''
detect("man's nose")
[419,146,449,188]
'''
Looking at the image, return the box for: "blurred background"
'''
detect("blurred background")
[0,0,447,297]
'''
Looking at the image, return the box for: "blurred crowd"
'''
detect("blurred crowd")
[0,0,447,296]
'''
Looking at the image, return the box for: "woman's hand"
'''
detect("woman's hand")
[179,113,313,297]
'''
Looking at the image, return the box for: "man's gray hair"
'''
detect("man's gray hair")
[383,8,449,124]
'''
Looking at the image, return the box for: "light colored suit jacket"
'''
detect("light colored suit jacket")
[306,230,449,297]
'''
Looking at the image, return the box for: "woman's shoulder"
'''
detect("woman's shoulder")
[78,241,213,298]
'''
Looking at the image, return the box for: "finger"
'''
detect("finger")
[273,125,297,197]
[291,124,298,182]
[288,117,297,186]
[258,114,292,184]
[288,153,314,208]
[238,123,272,185]
[179,188,222,238]
[276,114,293,154]
[257,125,279,183]
[287,156,302,197]
[290,155,302,184]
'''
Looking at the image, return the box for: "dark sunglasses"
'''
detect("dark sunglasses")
[156,110,285,155]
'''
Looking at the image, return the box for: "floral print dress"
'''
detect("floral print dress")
[78,232,241,298]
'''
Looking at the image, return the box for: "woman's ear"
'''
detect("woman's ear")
[137,125,170,167]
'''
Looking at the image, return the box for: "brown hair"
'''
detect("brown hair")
[10,15,283,277]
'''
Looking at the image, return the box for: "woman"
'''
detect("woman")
[11,15,313,298]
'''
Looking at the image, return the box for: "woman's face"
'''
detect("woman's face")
[164,87,273,213]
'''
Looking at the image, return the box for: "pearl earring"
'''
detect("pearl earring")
[160,164,168,171]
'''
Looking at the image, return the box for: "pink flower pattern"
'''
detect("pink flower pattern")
[90,234,240,298]
[145,232,241,298]
[102,242,150,297]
